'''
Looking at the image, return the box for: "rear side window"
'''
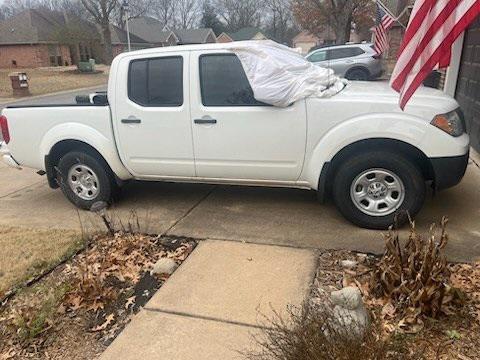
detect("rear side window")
[328,47,365,60]
[307,51,327,62]
[199,54,265,106]
[128,56,183,106]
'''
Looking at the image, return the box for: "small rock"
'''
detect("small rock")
[151,258,178,275]
[356,253,367,263]
[340,260,357,269]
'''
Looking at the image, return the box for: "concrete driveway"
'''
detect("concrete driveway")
[1,90,480,262]
[1,156,480,262]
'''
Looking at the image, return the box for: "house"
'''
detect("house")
[128,16,178,47]
[106,24,151,57]
[382,0,480,152]
[292,31,322,54]
[217,27,268,43]
[128,17,216,46]
[292,28,365,54]
[173,28,217,44]
[0,8,98,68]
[447,17,480,153]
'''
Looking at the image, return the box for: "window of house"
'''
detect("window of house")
[307,50,327,62]
[199,54,265,106]
[128,56,183,107]
[328,47,365,60]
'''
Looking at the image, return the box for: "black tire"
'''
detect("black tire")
[332,151,426,229]
[57,151,115,210]
[346,68,370,81]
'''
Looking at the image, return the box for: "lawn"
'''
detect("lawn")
[0,66,109,99]
[0,226,83,297]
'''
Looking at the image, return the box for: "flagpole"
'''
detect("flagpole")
[377,0,407,29]
[123,0,131,52]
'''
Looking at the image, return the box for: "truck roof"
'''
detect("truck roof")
[115,42,238,59]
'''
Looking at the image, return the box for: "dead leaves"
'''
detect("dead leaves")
[63,233,194,319]
[0,232,196,358]
[91,314,114,332]
[368,217,463,333]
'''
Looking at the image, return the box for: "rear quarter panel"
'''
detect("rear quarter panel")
[2,106,131,179]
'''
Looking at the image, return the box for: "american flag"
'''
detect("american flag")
[373,1,395,55]
[391,0,480,109]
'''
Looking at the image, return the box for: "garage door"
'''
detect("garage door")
[456,17,480,152]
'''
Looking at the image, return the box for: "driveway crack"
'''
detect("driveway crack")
[163,185,217,236]
[143,307,271,330]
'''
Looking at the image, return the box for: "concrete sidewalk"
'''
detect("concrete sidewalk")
[101,240,317,359]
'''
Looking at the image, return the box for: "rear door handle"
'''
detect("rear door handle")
[121,117,141,124]
[194,117,217,124]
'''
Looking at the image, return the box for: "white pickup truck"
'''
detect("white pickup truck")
[0,43,470,229]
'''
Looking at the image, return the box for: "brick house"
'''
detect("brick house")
[449,18,480,152]
[217,27,268,43]
[292,29,363,55]
[129,17,217,46]
[0,9,73,68]
[0,8,100,68]
[174,28,217,44]
[106,24,151,58]
[128,16,179,47]
[381,0,480,151]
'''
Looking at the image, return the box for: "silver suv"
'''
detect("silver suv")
[306,43,383,81]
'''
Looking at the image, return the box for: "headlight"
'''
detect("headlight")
[431,109,465,137]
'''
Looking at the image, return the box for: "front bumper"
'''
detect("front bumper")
[0,141,21,169]
[430,151,469,191]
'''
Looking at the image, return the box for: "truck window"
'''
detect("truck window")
[128,56,183,107]
[199,54,265,106]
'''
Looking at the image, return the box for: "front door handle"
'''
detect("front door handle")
[194,115,217,125]
[121,117,142,124]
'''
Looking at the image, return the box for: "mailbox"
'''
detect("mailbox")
[9,72,30,97]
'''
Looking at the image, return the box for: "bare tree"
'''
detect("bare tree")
[214,0,264,32]
[80,0,118,64]
[264,0,296,44]
[292,0,373,44]
[151,0,175,27]
[175,0,200,29]
[0,0,85,19]
[117,0,151,28]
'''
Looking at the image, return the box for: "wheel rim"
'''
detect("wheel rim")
[350,168,405,217]
[67,164,100,201]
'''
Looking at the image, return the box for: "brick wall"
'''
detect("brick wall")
[456,17,480,152]
[0,44,72,68]
[384,26,404,75]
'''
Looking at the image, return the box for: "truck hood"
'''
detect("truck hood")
[333,80,459,119]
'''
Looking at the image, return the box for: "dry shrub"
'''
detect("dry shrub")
[245,303,420,360]
[370,217,462,333]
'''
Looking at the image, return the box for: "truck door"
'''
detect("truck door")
[190,50,307,181]
[113,52,195,178]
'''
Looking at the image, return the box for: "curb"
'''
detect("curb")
[0,85,107,107]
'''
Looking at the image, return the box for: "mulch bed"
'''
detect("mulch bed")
[0,232,197,359]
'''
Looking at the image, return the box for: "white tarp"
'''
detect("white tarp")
[224,40,347,108]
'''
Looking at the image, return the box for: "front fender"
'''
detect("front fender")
[301,112,469,189]
[40,123,132,180]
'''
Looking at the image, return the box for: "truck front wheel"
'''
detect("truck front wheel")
[57,151,114,210]
[332,151,426,229]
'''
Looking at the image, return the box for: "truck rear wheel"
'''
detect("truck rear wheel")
[57,151,114,210]
[332,151,426,229]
